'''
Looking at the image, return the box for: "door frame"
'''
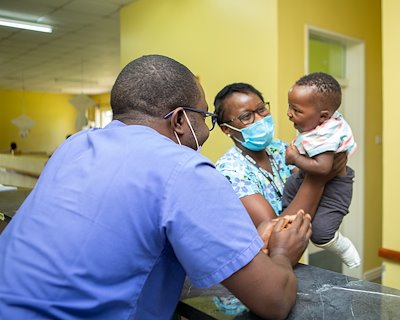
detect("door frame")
[304,25,365,279]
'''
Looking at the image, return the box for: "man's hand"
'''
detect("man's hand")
[267,210,312,266]
[225,212,309,319]
[285,145,301,165]
[257,212,305,255]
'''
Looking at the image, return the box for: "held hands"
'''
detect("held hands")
[285,145,301,165]
[257,215,296,254]
[257,210,312,266]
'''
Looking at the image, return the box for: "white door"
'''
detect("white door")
[305,26,365,279]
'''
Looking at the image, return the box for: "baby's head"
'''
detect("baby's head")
[288,72,342,133]
[296,72,341,113]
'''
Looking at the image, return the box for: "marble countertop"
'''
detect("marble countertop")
[2,190,399,319]
[178,263,400,319]
[0,189,31,218]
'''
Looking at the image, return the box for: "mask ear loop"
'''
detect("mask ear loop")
[221,123,245,144]
[174,131,182,145]
[168,107,184,145]
[221,122,241,133]
[182,110,200,150]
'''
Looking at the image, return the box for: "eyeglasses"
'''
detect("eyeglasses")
[164,107,218,131]
[224,102,270,126]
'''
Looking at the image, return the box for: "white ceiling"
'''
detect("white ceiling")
[0,0,134,94]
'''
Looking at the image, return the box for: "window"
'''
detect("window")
[95,108,113,128]
[309,37,345,79]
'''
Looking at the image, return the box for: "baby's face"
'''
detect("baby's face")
[287,85,325,133]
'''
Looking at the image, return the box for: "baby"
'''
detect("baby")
[283,72,360,269]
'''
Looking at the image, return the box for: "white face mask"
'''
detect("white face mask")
[174,110,201,152]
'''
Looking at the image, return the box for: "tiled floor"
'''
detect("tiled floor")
[309,250,342,273]
[309,251,382,284]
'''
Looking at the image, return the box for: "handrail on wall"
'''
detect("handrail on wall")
[378,248,400,262]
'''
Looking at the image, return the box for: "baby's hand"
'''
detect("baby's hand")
[285,145,301,165]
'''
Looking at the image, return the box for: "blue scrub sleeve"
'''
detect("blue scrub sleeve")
[162,156,263,288]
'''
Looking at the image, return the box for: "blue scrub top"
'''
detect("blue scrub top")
[0,121,262,320]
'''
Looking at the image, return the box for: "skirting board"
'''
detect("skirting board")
[363,265,385,282]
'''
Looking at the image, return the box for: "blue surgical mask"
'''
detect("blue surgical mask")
[223,115,274,151]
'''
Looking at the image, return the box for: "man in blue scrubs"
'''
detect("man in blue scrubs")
[0,55,311,319]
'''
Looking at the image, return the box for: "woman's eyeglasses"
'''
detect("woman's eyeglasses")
[164,107,218,131]
[224,102,270,126]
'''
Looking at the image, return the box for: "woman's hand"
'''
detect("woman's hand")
[308,151,347,184]
[332,151,347,176]
[257,219,277,254]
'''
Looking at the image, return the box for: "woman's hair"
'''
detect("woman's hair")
[214,83,264,125]
[111,55,201,120]
[295,72,342,112]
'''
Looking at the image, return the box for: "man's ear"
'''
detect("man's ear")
[169,108,185,134]
[319,110,330,125]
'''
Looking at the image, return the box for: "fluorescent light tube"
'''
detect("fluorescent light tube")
[0,17,52,33]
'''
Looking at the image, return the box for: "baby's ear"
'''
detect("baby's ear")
[319,110,330,124]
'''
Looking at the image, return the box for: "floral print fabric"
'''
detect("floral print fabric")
[215,139,293,215]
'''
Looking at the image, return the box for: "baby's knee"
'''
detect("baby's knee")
[311,227,336,245]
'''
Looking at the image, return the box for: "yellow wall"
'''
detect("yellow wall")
[90,93,111,126]
[277,0,383,279]
[121,0,278,163]
[121,0,383,278]
[0,89,76,155]
[0,0,389,285]
[382,0,400,289]
[0,91,111,156]
[91,93,111,111]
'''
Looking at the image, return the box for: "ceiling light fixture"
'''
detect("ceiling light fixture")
[0,17,52,33]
